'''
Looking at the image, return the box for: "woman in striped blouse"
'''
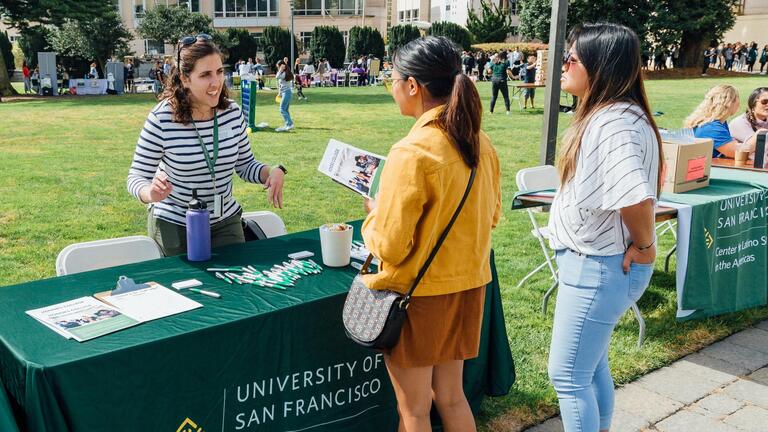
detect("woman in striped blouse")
[547,23,662,431]
[127,35,286,256]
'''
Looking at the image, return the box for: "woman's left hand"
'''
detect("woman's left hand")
[264,169,285,209]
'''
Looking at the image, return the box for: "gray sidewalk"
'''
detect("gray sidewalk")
[526,320,768,432]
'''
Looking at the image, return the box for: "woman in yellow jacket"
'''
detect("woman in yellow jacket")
[362,36,501,432]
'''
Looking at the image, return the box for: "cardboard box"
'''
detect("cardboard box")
[662,137,712,193]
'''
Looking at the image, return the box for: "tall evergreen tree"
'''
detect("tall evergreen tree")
[387,25,421,55]
[309,26,346,68]
[428,22,473,51]
[466,0,514,43]
[348,26,385,60]
[261,26,298,68]
[137,5,213,47]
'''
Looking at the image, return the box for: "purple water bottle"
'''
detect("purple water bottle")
[186,189,211,261]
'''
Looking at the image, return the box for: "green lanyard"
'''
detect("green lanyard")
[192,110,219,193]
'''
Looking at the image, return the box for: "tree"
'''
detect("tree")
[648,0,739,67]
[427,22,473,51]
[388,25,421,55]
[309,26,346,68]
[348,26,386,60]
[137,5,213,47]
[47,10,132,75]
[467,0,514,43]
[18,27,52,69]
[0,0,113,97]
[261,26,298,69]
[518,0,551,42]
[217,28,259,66]
[0,32,14,77]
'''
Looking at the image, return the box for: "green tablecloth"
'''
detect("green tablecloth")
[0,223,514,431]
[662,168,768,320]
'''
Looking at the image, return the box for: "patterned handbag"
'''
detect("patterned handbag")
[342,168,476,350]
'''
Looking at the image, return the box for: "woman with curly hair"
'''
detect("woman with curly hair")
[684,85,762,158]
[127,35,287,256]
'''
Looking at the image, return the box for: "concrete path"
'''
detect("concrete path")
[526,320,768,432]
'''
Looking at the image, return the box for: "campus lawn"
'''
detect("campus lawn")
[2,76,768,431]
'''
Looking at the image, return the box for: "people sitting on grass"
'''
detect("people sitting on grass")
[684,85,764,158]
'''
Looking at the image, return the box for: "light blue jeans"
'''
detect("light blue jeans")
[279,89,293,127]
[548,249,653,431]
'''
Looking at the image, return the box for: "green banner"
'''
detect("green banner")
[663,176,768,320]
[0,225,513,431]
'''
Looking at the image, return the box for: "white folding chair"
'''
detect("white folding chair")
[349,73,359,86]
[56,236,163,276]
[515,166,559,293]
[516,166,646,347]
[241,211,287,239]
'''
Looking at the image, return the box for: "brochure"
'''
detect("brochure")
[26,297,140,342]
[101,282,202,322]
[318,139,386,198]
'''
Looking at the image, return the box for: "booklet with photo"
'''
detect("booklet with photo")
[318,139,386,199]
[26,297,140,342]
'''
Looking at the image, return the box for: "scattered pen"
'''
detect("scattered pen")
[189,288,221,298]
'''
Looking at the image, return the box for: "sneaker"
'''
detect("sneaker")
[285,124,295,131]
[506,111,511,116]
[275,126,290,132]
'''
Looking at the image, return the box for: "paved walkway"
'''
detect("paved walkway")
[526,320,768,432]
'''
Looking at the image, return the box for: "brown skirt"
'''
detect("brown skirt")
[386,286,486,368]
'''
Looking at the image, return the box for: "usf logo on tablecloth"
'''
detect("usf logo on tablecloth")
[177,417,204,432]
[704,227,714,249]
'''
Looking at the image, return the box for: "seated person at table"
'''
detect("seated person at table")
[126,35,287,256]
[684,85,761,158]
[729,87,768,156]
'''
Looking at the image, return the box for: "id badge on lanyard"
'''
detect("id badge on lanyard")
[193,111,223,218]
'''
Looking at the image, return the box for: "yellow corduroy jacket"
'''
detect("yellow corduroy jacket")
[361,105,502,297]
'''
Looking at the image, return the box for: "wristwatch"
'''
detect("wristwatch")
[270,164,287,175]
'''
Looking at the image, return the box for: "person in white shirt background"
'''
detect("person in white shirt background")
[546,22,662,432]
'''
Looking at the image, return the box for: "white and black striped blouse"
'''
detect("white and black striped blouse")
[127,99,265,226]
[548,102,660,256]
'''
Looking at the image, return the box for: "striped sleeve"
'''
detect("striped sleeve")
[127,110,165,200]
[596,127,657,211]
[232,106,266,184]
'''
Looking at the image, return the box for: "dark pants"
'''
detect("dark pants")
[490,78,510,113]
[748,60,756,72]
[147,207,245,257]
[702,62,710,75]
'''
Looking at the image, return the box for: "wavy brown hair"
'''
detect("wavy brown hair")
[558,23,663,195]
[161,39,230,124]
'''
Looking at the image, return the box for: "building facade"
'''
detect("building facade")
[392,0,519,38]
[117,0,388,58]
[723,0,768,45]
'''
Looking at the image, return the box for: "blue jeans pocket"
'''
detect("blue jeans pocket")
[628,263,653,302]
[557,252,602,288]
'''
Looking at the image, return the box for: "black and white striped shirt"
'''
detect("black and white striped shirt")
[127,99,265,226]
[548,102,660,255]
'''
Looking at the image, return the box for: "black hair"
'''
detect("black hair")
[746,87,768,131]
[392,36,482,168]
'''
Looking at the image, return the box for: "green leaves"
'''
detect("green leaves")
[261,26,297,69]
[309,26,346,68]
[387,25,421,56]
[136,5,213,46]
[467,0,514,44]
[347,26,385,61]
[428,22,473,51]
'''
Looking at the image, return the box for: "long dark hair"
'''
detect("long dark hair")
[746,87,768,131]
[392,36,482,168]
[558,23,663,194]
[161,39,230,125]
[277,60,294,81]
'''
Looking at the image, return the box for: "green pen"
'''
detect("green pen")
[189,288,221,298]
[207,267,243,272]
[215,272,233,284]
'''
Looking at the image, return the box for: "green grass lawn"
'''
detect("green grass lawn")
[2,77,768,431]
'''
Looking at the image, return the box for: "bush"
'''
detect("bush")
[471,42,547,57]
[427,22,472,51]
[261,26,298,69]
[348,26,385,61]
[220,28,259,66]
[388,25,421,56]
[309,26,346,68]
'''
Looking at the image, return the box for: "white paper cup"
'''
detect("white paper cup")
[319,223,353,267]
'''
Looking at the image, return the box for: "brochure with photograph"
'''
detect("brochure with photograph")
[26,297,140,342]
[318,139,386,198]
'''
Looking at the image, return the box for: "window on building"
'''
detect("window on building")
[145,39,165,55]
[405,9,411,20]
[179,0,201,11]
[509,0,519,15]
[412,8,419,20]
[215,0,277,17]
[445,4,451,11]
[398,10,404,22]
[299,32,313,52]
[324,0,357,15]
[133,0,146,19]
[295,0,322,15]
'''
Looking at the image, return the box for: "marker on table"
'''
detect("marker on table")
[189,288,221,298]
[214,272,233,284]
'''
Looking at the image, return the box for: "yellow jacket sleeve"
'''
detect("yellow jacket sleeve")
[362,147,430,266]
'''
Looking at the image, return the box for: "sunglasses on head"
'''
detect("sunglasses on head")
[177,34,213,67]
